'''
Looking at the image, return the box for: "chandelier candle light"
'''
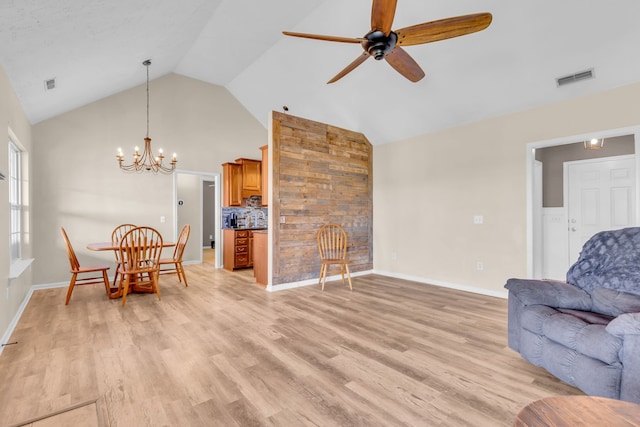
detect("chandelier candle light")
[117,59,177,173]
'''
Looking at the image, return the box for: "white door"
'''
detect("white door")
[566,155,636,263]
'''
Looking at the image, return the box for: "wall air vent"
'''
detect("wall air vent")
[556,69,594,87]
[44,78,56,91]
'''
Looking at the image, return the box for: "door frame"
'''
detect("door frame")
[526,125,640,278]
[173,169,222,269]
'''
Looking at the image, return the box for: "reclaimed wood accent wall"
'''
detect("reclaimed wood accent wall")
[271,111,373,285]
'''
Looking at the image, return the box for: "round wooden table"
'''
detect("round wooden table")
[514,396,640,426]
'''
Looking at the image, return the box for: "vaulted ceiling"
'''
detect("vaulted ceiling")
[1,0,639,145]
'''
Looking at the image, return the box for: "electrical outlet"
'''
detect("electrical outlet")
[391,251,397,260]
[473,215,483,224]
[209,234,213,240]
[160,216,166,223]
[476,261,484,271]
[280,216,286,224]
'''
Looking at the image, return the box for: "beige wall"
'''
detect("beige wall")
[0,65,33,340]
[374,81,640,295]
[32,73,266,286]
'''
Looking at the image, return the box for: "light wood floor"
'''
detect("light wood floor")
[0,265,581,426]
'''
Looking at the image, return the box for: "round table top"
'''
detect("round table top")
[514,396,640,427]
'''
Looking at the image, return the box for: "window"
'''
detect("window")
[9,139,21,263]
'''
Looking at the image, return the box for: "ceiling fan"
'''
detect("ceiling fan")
[283,0,492,84]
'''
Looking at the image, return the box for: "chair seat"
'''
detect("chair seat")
[73,264,111,274]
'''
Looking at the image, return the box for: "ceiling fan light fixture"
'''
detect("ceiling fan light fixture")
[584,138,605,150]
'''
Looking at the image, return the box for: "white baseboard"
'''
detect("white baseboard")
[373,270,508,299]
[267,270,373,292]
[0,281,67,356]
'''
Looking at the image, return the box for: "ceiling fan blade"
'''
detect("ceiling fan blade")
[395,13,492,46]
[327,52,370,84]
[384,47,425,82]
[371,0,398,35]
[282,31,363,44]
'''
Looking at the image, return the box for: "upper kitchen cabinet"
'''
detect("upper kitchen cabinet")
[260,145,268,206]
[235,158,261,199]
[222,162,243,207]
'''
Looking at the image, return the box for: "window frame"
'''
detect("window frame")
[9,139,21,263]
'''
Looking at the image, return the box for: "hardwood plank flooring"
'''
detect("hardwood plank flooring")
[0,266,581,426]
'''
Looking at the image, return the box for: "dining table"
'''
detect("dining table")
[87,240,175,299]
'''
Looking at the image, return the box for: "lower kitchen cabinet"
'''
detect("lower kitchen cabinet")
[223,229,256,271]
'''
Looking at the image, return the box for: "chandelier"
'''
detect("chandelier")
[117,60,177,173]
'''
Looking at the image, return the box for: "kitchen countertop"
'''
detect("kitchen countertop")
[223,227,267,231]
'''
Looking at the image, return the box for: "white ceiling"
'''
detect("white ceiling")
[1,0,640,145]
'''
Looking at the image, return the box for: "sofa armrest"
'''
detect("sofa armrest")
[605,313,640,403]
[505,278,592,310]
[606,313,640,337]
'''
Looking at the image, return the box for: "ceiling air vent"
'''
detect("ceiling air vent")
[556,69,594,87]
[44,78,56,91]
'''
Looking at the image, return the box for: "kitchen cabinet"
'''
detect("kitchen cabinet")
[222,162,243,207]
[223,228,254,270]
[260,145,268,206]
[235,158,261,199]
[253,230,268,286]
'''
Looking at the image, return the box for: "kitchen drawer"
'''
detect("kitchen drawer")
[235,245,248,253]
[235,253,249,267]
[236,237,248,246]
[236,230,249,238]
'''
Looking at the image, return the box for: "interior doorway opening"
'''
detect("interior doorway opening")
[174,170,222,269]
[527,126,640,279]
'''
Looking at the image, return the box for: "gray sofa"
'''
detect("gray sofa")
[505,227,640,403]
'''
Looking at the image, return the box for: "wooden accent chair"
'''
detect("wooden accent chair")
[60,227,111,305]
[317,224,352,291]
[111,223,137,288]
[159,224,191,286]
[117,226,163,307]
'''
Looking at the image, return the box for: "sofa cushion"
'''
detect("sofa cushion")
[505,278,592,310]
[591,287,640,317]
[607,313,640,337]
[522,307,622,365]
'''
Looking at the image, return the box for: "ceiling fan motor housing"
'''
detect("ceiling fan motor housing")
[363,30,397,60]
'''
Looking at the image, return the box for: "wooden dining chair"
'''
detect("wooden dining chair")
[60,227,111,305]
[159,224,191,286]
[117,226,163,307]
[317,224,352,291]
[111,223,137,288]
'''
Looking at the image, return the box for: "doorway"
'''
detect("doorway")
[174,170,222,269]
[527,126,640,279]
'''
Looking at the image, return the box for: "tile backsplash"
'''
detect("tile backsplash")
[222,202,268,229]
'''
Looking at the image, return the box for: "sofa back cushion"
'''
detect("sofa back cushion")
[591,287,640,317]
[566,227,640,295]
